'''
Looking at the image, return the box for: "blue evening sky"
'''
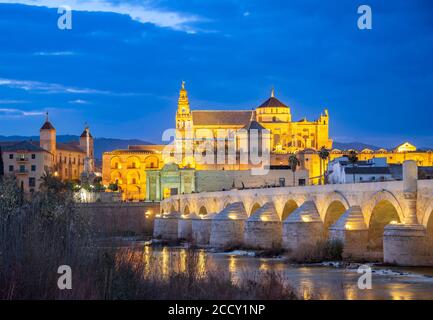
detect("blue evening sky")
[0,0,432,148]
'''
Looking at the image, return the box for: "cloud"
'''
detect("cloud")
[0,77,113,95]
[0,0,202,33]
[0,99,29,104]
[69,99,89,104]
[0,108,45,117]
[33,51,77,56]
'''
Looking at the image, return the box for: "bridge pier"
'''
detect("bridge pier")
[178,212,198,240]
[282,201,324,251]
[329,206,368,260]
[244,203,282,249]
[192,213,215,245]
[210,202,247,248]
[384,160,432,266]
[153,211,180,240]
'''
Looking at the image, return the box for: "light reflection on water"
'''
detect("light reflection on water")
[132,246,433,300]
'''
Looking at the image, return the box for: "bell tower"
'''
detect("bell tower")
[176,81,192,130]
[175,81,193,167]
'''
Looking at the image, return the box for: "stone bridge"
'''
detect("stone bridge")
[158,161,433,266]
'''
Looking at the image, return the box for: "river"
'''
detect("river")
[113,241,433,300]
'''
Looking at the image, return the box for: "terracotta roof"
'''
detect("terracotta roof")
[257,97,288,109]
[243,120,266,131]
[192,110,252,126]
[1,141,48,152]
[57,142,85,153]
[41,121,55,130]
[80,129,93,138]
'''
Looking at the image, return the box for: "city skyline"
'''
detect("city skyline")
[0,0,433,148]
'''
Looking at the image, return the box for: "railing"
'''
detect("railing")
[15,170,29,174]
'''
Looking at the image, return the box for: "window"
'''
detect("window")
[31,154,36,159]
[19,154,25,160]
[298,179,306,186]
[19,165,25,173]
[279,178,285,187]
[31,165,36,172]
[29,177,36,187]
[9,165,13,172]
[9,154,13,159]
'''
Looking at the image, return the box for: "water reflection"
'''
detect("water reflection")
[132,246,433,300]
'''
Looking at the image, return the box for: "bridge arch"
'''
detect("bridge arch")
[222,196,232,209]
[281,199,299,221]
[323,200,348,234]
[183,204,190,215]
[364,190,404,226]
[422,201,433,228]
[170,203,177,212]
[422,201,433,251]
[368,199,401,255]
[198,205,208,216]
[249,202,262,216]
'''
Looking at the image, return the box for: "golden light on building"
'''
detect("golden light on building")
[301,215,312,222]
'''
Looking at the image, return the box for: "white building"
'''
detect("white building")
[327,156,392,184]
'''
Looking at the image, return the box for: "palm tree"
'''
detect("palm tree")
[347,150,358,183]
[288,154,301,186]
[40,171,66,192]
[318,146,330,185]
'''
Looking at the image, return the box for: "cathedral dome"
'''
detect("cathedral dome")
[257,89,288,109]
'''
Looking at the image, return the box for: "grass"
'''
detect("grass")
[286,239,344,263]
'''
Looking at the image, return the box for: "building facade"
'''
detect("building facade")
[0,115,94,192]
[327,156,392,184]
[102,83,321,201]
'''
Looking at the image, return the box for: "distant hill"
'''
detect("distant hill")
[0,135,154,160]
[332,141,382,151]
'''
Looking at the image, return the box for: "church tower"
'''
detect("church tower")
[176,81,192,130]
[40,112,56,155]
[174,81,194,167]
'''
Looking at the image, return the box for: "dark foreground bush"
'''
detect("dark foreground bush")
[0,176,299,300]
[287,239,343,263]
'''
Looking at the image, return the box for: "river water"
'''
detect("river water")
[117,242,433,300]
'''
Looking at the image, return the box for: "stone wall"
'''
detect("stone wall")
[195,169,308,193]
[77,202,159,236]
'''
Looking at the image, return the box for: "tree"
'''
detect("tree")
[347,150,359,183]
[40,171,67,193]
[318,146,330,185]
[108,182,119,192]
[0,146,4,178]
[288,154,301,186]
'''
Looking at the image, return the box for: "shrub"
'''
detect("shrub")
[287,239,343,263]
